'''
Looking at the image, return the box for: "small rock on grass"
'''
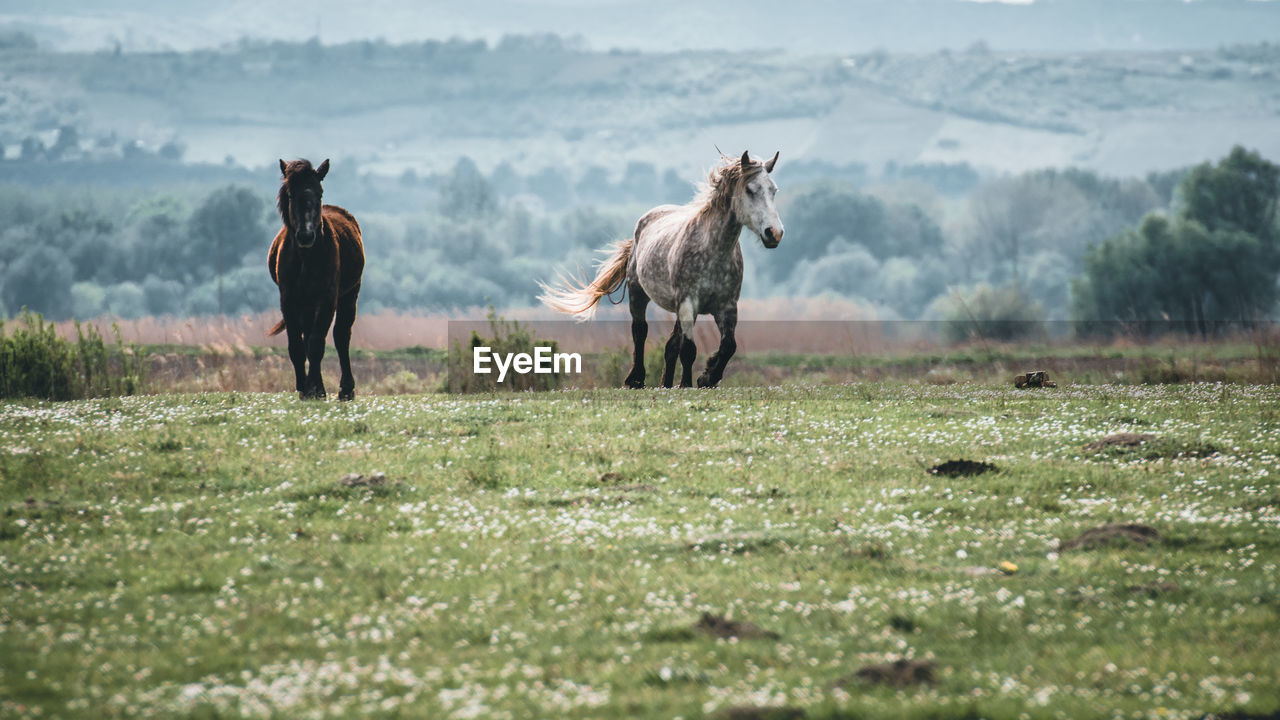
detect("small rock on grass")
[695,612,780,640]
[1014,370,1057,388]
[1058,523,1160,552]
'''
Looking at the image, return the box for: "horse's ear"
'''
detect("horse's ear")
[316,159,330,180]
[740,150,751,171]
[279,159,287,176]
[765,151,779,173]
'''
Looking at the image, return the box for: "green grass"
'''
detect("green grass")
[1,383,1277,719]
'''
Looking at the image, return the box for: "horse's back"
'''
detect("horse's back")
[631,204,700,311]
[634,205,684,241]
[323,204,365,294]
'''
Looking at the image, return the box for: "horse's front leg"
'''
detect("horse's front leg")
[661,323,682,388]
[697,303,737,388]
[625,281,649,389]
[679,334,696,388]
[304,305,337,399]
[283,308,308,397]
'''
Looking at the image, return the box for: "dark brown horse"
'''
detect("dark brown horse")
[267,158,365,400]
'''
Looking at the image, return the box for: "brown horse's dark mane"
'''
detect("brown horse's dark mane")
[277,159,323,231]
[693,154,765,221]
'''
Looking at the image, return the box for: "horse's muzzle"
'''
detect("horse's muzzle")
[763,226,783,248]
[296,230,318,248]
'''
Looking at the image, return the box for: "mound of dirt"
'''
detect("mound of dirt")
[1058,523,1160,552]
[695,612,780,640]
[710,706,805,720]
[838,659,937,688]
[597,471,625,484]
[1085,433,1219,461]
[1084,433,1155,452]
[929,459,998,477]
[888,615,918,633]
[7,498,99,522]
[1210,709,1280,720]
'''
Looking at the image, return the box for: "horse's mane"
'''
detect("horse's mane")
[277,159,319,227]
[692,154,764,219]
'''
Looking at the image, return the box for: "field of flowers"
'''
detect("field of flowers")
[1,383,1277,719]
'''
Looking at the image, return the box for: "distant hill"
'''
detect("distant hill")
[4,0,1279,54]
[1,35,1278,180]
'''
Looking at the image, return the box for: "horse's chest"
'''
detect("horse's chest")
[686,251,742,309]
[637,244,741,314]
[280,249,339,294]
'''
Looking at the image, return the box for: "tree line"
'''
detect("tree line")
[0,147,1275,337]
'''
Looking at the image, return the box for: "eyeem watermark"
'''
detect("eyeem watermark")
[473,346,582,383]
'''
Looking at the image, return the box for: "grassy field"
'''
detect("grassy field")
[1,383,1278,719]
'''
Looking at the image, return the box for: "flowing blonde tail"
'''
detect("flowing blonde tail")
[538,238,633,319]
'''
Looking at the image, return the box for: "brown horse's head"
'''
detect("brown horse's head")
[278,158,330,248]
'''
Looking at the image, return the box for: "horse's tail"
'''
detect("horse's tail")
[538,238,633,319]
[267,317,286,336]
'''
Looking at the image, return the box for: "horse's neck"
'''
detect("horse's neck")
[700,205,743,256]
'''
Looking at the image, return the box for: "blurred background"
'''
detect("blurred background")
[1,0,1278,339]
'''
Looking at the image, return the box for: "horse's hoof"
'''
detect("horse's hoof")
[696,375,716,388]
[624,378,644,389]
[338,389,354,401]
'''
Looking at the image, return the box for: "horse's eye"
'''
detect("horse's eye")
[746,186,756,196]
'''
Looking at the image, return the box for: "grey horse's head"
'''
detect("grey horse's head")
[732,150,784,248]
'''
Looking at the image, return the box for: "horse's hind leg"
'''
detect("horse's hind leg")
[679,335,696,388]
[333,288,359,401]
[697,303,737,388]
[624,281,649,389]
[661,323,682,388]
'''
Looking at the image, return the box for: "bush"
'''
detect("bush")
[938,284,1044,344]
[0,311,146,400]
[446,309,567,393]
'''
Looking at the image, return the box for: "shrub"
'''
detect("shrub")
[446,309,567,393]
[938,283,1044,344]
[0,311,146,400]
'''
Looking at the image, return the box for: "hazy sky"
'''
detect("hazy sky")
[3,0,1278,53]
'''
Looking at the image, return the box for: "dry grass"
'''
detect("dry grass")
[62,310,454,352]
[33,307,1279,393]
[145,352,446,395]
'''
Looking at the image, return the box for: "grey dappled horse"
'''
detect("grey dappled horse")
[540,151,784,388]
